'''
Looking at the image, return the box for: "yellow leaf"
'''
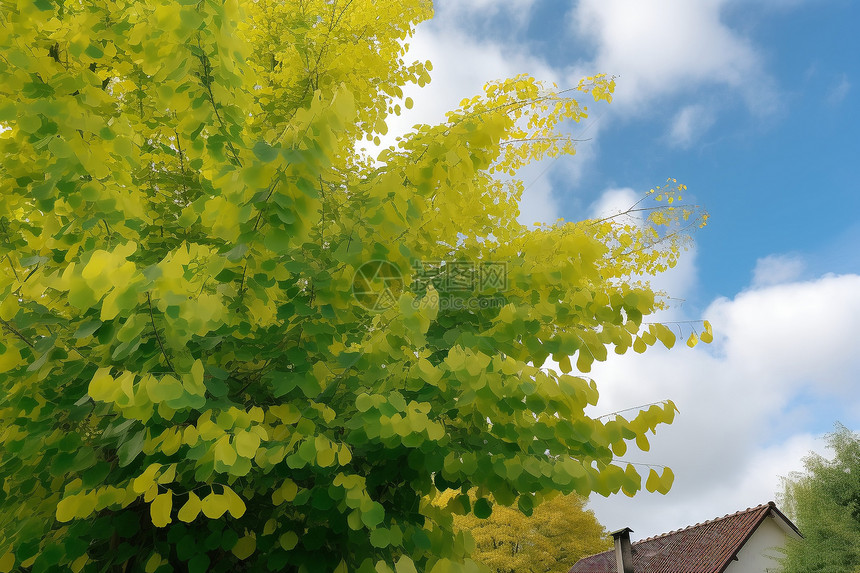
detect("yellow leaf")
[232,535,256,560]
[56,495,80,522]
[645,468,660,493]
[177,491,201,523]
[70,554,88,573]
[280,479,298,502]
[144,483,158,503]
[88,368,116,402]
[557,354,572,374]
[653,323,676,349]
[160,429,182,456]
[0,343,21,374]
[0,552,14,573]
[700,320,714,343]
[279,531,298,550]
[0,295,18,321]
[150,492,173,527]
[658,467,675,494]
[222,485,247,518]
[133,464,161,494]
[183,425,199,446]
[686,332,698,348]
[234,430,261,458]
[157,464,176,484]
[144,553,161,573]
[576,349,593,373]
[215,436,237,466]
[337,445,352,466]
[183,359,206,396]
[201,492,228,519]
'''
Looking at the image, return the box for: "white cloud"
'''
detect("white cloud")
[827,73,851,106]
[668,104,717,148]
[383,6,561,139]
[373,8,593,226]
[585,273,860,538]
[751,254,806,287]
[589,186,640,219]
[568,0,775,114]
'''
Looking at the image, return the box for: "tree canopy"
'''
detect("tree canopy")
[0,1,706,572]
[780,424,860,573]
[449,491,610,573]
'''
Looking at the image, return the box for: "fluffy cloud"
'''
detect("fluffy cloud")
[585,272,860,538]
[568,0,775,114]
[374,4,584,225]
[751,254,806,287]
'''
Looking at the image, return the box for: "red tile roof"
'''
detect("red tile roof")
[569,501,798,573]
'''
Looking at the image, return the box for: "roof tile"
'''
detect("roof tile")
[569,502,777,573]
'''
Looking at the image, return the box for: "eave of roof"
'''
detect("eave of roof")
[569,501,799,573]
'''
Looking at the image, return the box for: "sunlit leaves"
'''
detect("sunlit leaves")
[178,491,202,523]
[645,468,675,495]
[150,492,173,527]
[450,491,611,572]
[0,0,706,569]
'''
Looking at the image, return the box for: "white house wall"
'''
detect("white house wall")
[723,516,788,573]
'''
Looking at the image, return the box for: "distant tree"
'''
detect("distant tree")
[780,424,860,572]
[451,493,611,573]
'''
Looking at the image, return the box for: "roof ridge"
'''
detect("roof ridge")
[634,502,773,544]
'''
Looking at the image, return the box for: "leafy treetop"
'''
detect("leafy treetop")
[0,1,706,572]
[780,424,860,573]
[444,490,611,573]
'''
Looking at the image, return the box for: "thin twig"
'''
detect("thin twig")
[0,317,35,349]
[596,399,673,420]
[147,293,175,373]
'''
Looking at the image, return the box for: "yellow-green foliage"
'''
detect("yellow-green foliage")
[0,1,706,572]
[448,491,611,573]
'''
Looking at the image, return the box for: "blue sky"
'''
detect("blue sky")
[385,0,860,540]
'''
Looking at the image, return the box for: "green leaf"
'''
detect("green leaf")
[188,554,211,573]
[362,502,385,528]
[395,556,418,573]
[473,498,492,519]
[370,528,390,548]
[279,531,298,551]
[118,430,145,467]
[231,535,256,559]
[253,141,279,163]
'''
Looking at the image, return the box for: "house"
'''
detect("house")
[569,501,802,573]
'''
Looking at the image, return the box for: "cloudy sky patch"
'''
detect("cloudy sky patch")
[396,0,859,536]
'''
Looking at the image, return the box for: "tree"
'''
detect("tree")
[450,492,611,573]
[780,424,860,573]
[0,1,706,572]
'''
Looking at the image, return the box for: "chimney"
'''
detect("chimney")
[610,527,634,573]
